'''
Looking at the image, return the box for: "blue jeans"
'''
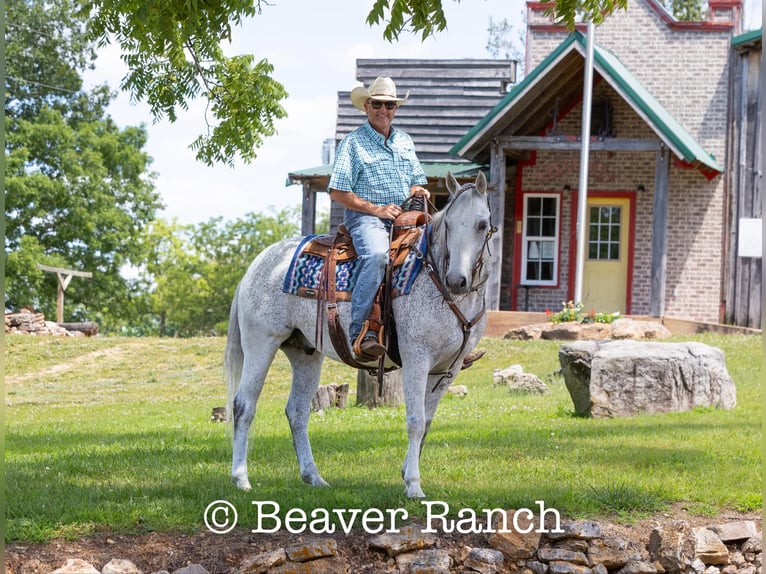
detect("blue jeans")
[345,211,391,342]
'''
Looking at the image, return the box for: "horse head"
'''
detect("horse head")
[434,171,494,296]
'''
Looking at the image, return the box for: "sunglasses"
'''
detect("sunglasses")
[368,100,397,110]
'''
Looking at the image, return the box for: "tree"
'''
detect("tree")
[486,13,527,80]
[663,0,705,20]
[143,209,300,336]
[81,0,625,167]
[4,0,162,324]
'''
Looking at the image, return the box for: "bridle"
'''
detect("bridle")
[421,183,497,388]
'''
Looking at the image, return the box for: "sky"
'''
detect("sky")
[83,0,762,226]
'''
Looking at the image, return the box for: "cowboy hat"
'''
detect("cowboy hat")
[350,76,409,111]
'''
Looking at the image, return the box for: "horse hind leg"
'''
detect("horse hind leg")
[230,337,281,491]
[281,341,329,487]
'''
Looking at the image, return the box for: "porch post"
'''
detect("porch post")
[649,146,671,316]
[486,141,506,310]
[301,182,317,235]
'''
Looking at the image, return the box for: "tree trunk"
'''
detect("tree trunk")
[57,322,99,336]
[356,369,403,407]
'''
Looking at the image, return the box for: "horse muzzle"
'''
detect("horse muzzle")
[446,271,470,295]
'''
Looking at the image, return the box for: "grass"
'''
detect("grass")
[4,332,762,542]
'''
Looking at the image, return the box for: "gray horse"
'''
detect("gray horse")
[226,171,494,499]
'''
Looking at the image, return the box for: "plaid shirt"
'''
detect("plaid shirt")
[328,121,427,206]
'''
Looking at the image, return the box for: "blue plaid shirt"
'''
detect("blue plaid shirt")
[328,121,427,206]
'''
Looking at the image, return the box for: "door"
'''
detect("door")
[581,197,631,314]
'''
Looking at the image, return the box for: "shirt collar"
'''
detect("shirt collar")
[363,120,397,143]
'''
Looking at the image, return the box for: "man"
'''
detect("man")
[328,76,430,361]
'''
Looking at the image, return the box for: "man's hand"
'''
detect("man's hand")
[410,185,431,200]
[374,203,403,220]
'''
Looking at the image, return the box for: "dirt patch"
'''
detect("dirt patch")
[5,508,761,574]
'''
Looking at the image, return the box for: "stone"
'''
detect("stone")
[693,528,730,565]
[547,560,593,574]
[528,560,549,574]
[703,567,721,574]
[555,539,590,553]
[559,341,737,417]
[538,547,589,565]
[102,558,142,574]
[285,538,338,562]
[741,533,762,553]
[493,365,549,394]
[588,537,649,569]
[593,564,609,574]
[649,521,695,573]
[710,522,760,543]
[614,561,659,574]
[238,548,288,573]
[609,319,671,340]
[269,557,349,574]
[488,510,542,559]
[691,558,707,574]
[543,322,613,341]
[448,384,469,397]
[546,520,603,541]
[369,524,438,557]
[171,566,209,574]
[396,549,452,574]
[51,559,101,574]
[463,547,506,573]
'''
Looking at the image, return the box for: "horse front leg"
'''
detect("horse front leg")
[282,347,329,487]
[401,363,431,499]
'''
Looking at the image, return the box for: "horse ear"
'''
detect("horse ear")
[475,171,488,195]
[445,171,460,196]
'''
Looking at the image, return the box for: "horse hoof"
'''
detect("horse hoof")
[405,485,426,499]
[302,473,330,487]
[232,476,252,491]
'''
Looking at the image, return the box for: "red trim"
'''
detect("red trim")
[566,191,636,314]
[673,159,721,181]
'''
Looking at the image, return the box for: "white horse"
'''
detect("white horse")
[226,171,494,499]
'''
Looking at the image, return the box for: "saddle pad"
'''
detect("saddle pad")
[282,228,427,300]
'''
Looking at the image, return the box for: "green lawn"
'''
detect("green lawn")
[4,332,762,542]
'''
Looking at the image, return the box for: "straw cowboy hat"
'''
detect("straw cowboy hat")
[350,76,409,111]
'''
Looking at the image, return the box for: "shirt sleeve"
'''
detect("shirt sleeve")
[328,137,354,193]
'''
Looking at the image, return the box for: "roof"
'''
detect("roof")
[450,31,723,177]
[732,28,762,49]
[335,59,516,162]
[287,161,488,186]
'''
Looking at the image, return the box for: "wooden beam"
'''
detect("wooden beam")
[301,181,317,236]
[37,264,93,323]
[496,136,662,152]
[37,264,93,278]
[486,141,506,310]
[649,147,671,316]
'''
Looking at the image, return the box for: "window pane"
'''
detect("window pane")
[540,261,554,280]
[527,240,541,259]
[528,197,541,216]
[600,225,610,241]
[589,243,598,259]
[541,241,555,259]
[527,218,541,236]
[542,197,557,216]
[610,224,620,241]
[526,261,539,280]
[609,243,619,260]
[610,207,621,223]
[541,217,556,237]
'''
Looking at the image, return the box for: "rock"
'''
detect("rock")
[610,319,670,340]
[588,537,649,569]
[741,532,762,553]
[269,557,349,574]
[703,567,721,574]
[528,560,550,574]
[463,547,505,573]
[543,322,613,341]
[238,548,288,573]
[448,384,468,397]
[538,547,589,565]
[407,549,452,574]
[709,522,759,543]
[614,561,658,574]
[559,341,737,417]
[102,558,142,574]
[592,564,609,574]
[51,559,101,574]
[285,538,338,562]
[505,323,549,340]
[547,561,593,574]
[504,319,670,341]
[488,510,542,560]
[171,566,209,574]
[546,520,603,541]
[555,539,590,553]
[649,522,695,573]
[311,383,349,412]
[493,365,549,394]
[369,524,438,557]
[693,528,729,565]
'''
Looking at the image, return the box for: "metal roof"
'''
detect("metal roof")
[451,31,723,176]
[732,28,762,49]
[287,161,487,186]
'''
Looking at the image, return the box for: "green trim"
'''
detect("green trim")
[286,162,487,186]
[732,28,762,47]
[451,31,722,175]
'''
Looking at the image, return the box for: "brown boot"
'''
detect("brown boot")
[461,348,486,370]
[353,333,386,362]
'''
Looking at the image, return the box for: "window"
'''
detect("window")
[588,206,621,260]
[521,194,560,285]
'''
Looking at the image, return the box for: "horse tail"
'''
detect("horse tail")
[225,283,244,429]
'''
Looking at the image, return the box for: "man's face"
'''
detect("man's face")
[365,99,398,136]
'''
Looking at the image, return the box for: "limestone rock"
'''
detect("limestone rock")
[546,520,603,541]
[559,341,737,417]
[693,528,729,565]
[588,537,648,569]
[285,538,338,562]
[709,522,759,543]
[448,384,468,397]
[407,549,452,573]
[102,558,142,574]
[488,510,542,559]
[493,365,549,394]
[463,547,506,573]
[369,524,437,557]
[548,560,593,574]
[171,566,209,574]
[269,557,349,574]
[649,521,695,573]
[51,559,101,574]
[538,547,589,565]
[238,548,288,573]
[614,561,659,574]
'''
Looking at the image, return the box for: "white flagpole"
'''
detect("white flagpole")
[573,20,595,304]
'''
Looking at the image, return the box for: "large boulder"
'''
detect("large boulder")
[558,340,736,418]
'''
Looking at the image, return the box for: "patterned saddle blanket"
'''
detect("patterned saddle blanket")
[282,224,428,301]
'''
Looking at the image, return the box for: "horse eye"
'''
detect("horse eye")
[477,220,488,231]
